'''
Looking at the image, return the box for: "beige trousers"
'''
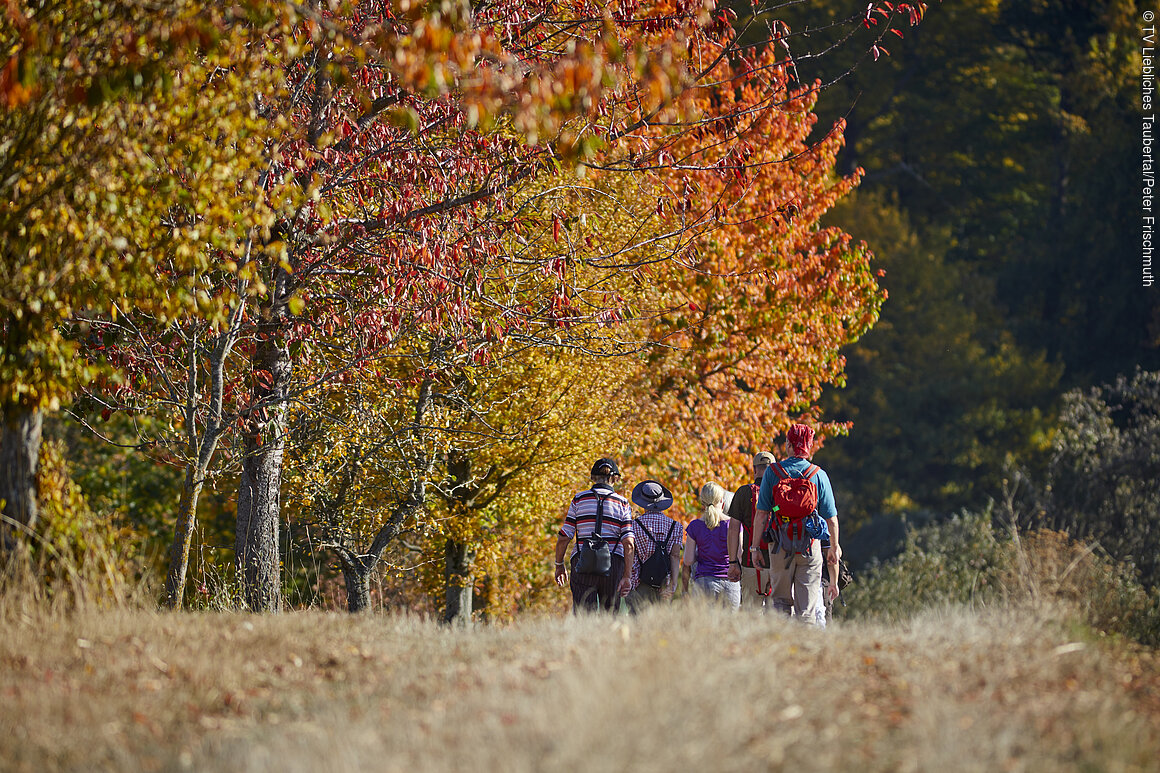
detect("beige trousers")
[738,565,771,610]
[767,542,823,623]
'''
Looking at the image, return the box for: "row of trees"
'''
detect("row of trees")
[3,0,929,616]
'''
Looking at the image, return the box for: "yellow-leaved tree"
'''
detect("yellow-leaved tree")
[1,1,282,555]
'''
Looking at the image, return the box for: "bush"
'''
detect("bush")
[843,507,1010,622]
[1005,530,1160,647]
[843,511,1160,646]
[1041,369,1160,587]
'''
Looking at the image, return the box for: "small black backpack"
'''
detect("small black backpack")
[637,519,676,588]
[575,494,613,575]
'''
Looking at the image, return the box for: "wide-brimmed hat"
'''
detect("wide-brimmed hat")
[590,457,621,477]
[631,480,673,511]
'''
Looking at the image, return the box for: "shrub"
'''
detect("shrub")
[1006,529,1160,647]
[843,507,1011,622]
[844,512,1160,646]
[1041,369,1160,587]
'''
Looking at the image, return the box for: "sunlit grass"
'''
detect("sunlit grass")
[1,599,1157,773]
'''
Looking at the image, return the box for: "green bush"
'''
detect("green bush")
[1041,369,1160,588]
[843,512,1160,646]
[1,439,147,615]
[843,507,1010,622]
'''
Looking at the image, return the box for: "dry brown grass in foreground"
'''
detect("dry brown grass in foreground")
[1,602,1158,773]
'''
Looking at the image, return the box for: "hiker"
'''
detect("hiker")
[726,451,775,610]
[750,424,841,623]
[554,458,636,613]
[681,481,741,609]
[624,480,683,613]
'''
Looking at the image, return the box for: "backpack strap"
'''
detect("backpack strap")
[636,518,660,547]
[778,462,820,481]
[639,518,677,553]
[591,492,607,543]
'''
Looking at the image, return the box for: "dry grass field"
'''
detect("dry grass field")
[2,600,1158,773]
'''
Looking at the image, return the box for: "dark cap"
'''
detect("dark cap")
[590,457,621,477]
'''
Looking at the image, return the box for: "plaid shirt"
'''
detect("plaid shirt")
[629,510,683,589]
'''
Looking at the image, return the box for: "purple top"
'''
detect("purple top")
[686,518,731,579]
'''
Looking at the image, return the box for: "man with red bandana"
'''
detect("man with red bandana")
[750,424,841,623]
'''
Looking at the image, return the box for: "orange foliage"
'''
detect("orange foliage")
[621,34,885,494]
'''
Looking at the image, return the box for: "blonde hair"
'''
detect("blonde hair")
[699,481,726,530]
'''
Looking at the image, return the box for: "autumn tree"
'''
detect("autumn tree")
[281,160,670,616]
[0,1,278,552]
[595,29,887,494]
[282,0,933,616]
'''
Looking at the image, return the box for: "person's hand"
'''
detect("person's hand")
[750,546,766,569]
[727,562,741,582]
[827,544,842,566]
[616,576,632,598]
[825,581,840,604]
[554,563,568,587]
[661,584,674,602]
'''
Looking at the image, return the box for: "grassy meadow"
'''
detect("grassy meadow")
[2,599,1158,773]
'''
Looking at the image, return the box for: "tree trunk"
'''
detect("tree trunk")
[340,555,372,613]
[162,312,241,610]
[235,322,291,613]
[0,405,42,550]
[236,418,287,612]
[443,538,475,626]
[163,466,204,609]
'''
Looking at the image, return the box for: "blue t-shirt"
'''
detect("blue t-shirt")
[756,457,837,521]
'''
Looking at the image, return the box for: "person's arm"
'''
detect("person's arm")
[727,517,741,582]
[751,509,769,568]
[554,534,571,587]
[681,539,696,595]
[816,470,840,568]
[665,544,680,600]
[751,467,773,568]
[617,535,635,597]
[824,514,841,601]
[826,516,840,561]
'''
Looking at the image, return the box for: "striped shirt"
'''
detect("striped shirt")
[559,485,634,558]
[629,510,683,589]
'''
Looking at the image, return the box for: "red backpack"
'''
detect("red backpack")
[768,462,821,555]
[771,461,821,522]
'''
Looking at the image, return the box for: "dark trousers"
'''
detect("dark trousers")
[570,554,624,613]
[624,583,663,615]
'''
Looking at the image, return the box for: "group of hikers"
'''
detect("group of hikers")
[552,423,842,624]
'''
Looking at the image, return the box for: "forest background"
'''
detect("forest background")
[2,0,1158,628]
